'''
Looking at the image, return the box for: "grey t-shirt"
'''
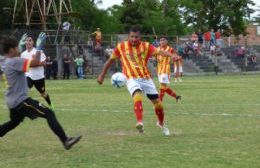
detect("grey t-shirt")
[2,57,30,109]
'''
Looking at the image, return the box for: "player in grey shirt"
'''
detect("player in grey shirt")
[0,36,81,150]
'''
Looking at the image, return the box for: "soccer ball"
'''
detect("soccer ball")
[111,72,127,88]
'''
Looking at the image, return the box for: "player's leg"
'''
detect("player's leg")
[21,98,81,149]
[143,79,170,135]
[147,94,170,136]
[127,79,144,133]
[27,77,34,89]
[0,108,25,137]
[159,74,180,102]
[35,78,53,108]
[159,83,167,101]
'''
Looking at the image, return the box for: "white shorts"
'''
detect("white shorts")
[174,66,183,73]
[158,74,170,84]
[127,78,158,96]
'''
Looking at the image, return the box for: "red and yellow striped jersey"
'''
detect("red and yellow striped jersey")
[111,41,159,79]
[156,46,174,75]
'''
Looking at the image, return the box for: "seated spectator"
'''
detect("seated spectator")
[235,46,245,57]
[210,44,216,56]
[251,54,257,64]
[215,45,222,56]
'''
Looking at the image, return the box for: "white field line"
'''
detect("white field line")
[56,108,260,118]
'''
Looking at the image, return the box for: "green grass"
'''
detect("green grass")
[0,75,260,168]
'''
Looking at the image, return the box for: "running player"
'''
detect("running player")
[20,32,54,109]
[97,26,180,136]
[156,37,181,102]
[0,36,81,150]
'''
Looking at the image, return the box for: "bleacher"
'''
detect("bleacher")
[222,47,259,71]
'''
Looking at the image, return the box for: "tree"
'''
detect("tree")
[180,0,255,36]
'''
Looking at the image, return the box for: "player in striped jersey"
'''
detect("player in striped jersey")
[156,37,181,102]
[97,26,180,136]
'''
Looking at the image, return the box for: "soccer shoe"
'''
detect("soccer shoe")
[156,122,170,136]
[174,78,178,82]
[63,135,82,150]
[136,122,144,133]
[178,78,183,82]
[176,95,182,103]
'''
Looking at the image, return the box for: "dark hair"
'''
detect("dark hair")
[2,36,18,54]
[159,36,167,40]
[129,25,141,33]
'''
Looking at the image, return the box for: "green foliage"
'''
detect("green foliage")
[0,0,15,30]
[180,0,255,36]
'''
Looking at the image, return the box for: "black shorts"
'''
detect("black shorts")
[10,98,51,121]
[27,77,46,93]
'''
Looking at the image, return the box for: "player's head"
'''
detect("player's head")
[25,34,34,50]
[2,36,19,57]
[129,26,141,46]
[159,37,168,47]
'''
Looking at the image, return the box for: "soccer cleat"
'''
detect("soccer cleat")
[63,135,82,150]
[176,95,182,103]
[178,78,183,82]
[136,122,144,133]
[156,122,170,136]
[174,78,178,82]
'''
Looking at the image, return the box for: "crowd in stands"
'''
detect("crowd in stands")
[176,29,224,58]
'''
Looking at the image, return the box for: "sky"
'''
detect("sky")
[97,0,260,17]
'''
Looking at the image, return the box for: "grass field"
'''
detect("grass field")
[0,75,260,168]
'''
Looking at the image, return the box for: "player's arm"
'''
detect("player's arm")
[97,58,115,84]
[149,44,179,60]
[157,50,179,60]
[30,51,45,67]
[97,44,121,84]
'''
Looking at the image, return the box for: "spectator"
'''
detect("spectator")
[215,29,222,48]
[210,29,216,45]
[52,59,58,79]
[210,44,216,57]
[61,21,71,44]
[87,35,94,49]
[105,45,114,61]
[190,32,198,42]
[152,36,160,47]
[204,30,211,49]
[197,30,204,49]
[63,54,71,79]
[92,28,102,45]
[45,56,53,80]
[235,46,245,57]
[193,41,200,56]
[74,56,84,79]
[251,54,257,64]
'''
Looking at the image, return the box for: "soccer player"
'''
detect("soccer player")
[20,33,53,109]
[97,26,180,136]
[173,56,183,82]
[156,37,181,102]
[0,36,81,150]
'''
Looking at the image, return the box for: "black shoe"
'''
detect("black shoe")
[63,135,82,150]
[176,95,182,102]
